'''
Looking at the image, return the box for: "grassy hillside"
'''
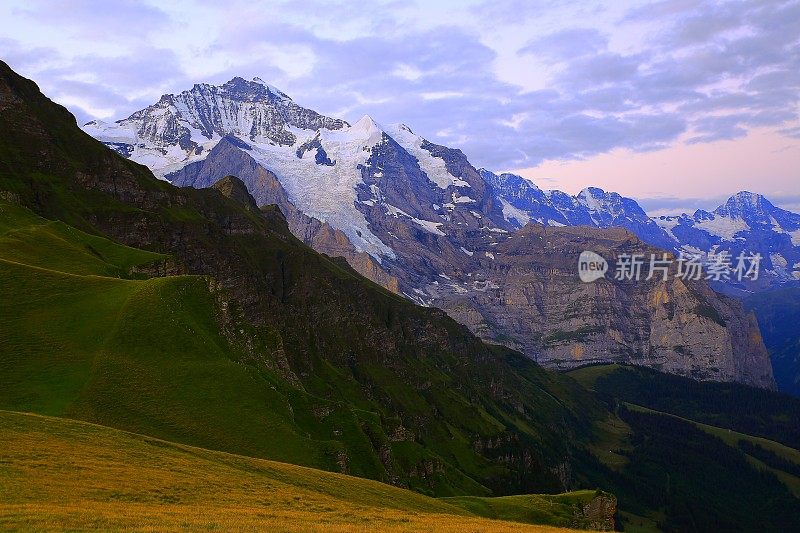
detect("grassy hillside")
[0,201,166,277]
[0,201,331,466]
[0,410,595,532]
[0,196,610,497]
[569,363,800,449]
[624,403,800,497]
[569,364,800,531]
[443,491,614,528]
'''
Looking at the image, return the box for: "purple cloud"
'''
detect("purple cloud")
[0,0,797,172]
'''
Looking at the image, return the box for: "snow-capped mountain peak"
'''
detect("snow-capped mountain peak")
[479,170,542,192]
[83,77,509,265]
[83,76,348,177]
[677,191,799,235]
[217,76,291,103]
[348,114,385,145]
[713,191,775,221]
[576,187,652,226]
[576,187,612,212]
[250,77,291,100]
[384,123,473,190]
[650,191,800,285]
[484,170,679,249]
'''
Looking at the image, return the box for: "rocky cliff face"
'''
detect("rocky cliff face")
[428,225,774,388]
[578,492,617,531]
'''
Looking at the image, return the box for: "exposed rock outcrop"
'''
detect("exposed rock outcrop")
[430,225,775,388]
[211,175,259,212]
[577,492,617,531]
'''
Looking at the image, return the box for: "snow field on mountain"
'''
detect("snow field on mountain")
[247,116,395,259]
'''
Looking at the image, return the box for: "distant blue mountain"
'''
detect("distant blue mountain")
[480,169,800,290]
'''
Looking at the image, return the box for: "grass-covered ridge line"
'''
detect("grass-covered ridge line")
[0,200,166,277]
[0,410,591,532]
[569,363,800,449]
[568,364,800,531]
[623,402,800,498]
[443,490,615,529]
[0,202,370,470]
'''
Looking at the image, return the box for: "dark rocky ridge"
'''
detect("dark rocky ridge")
[211,175,259,211]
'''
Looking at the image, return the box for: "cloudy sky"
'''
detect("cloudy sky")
[1,0,799,213]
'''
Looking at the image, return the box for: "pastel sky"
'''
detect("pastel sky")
[1,0,798,214]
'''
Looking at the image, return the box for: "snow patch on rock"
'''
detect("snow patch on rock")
[385,124,470,190]
[499,198,531,226]
[695,216,750,241]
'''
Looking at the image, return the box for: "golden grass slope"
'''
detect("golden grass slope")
[0,411,587,532]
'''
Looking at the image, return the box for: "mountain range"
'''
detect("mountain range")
[83,76,786,387]
[84,78,800,296]
[4,60,800,531]
[483,169,800,292]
